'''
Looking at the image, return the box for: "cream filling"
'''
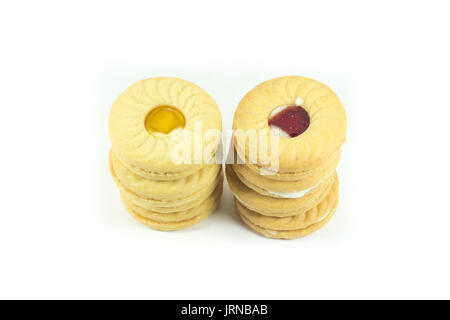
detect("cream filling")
[267,183,318,199]
[269,96,304,138]
[314,208,331,224]
[265,156,339,199]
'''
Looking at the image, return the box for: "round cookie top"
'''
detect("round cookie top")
[109,77,222,175]
[233,76,347,173]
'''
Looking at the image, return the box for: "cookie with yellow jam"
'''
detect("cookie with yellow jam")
[108,77,223,231]
[108,77,222,180]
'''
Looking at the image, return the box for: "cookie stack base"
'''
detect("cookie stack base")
[226,163,339,240]
[235,178,339,239]
[110,150,223,231]
[122,181,223,231]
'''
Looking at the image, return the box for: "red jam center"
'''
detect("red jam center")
[268,106,310,138]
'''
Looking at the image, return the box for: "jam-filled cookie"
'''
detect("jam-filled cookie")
[228,76,346,239]
[108,77,223,231]
[109,77,222,180]
[233,76,346,173]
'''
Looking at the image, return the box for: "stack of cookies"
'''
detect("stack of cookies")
[227,76,347,239]
[108,77,223,231]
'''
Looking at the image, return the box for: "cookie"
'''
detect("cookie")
[122,180,223,223]
[117,175,222,213]
[108,77,222,180]
[233,165,333,199]
[236,177,339,239]
[111,156,223,212]
[226,164,336,216]
[232,76,346,173]
[237,175,338,231]
[232,151,338,194]
[124,183,223,231]
[243,149,341,182]
[115,154,201,181]
[110,151,220,200]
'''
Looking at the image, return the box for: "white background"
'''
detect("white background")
[1,0,449,299]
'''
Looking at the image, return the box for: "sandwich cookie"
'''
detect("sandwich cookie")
[110,151,220,201]
[232,150,339,194]
[110,156,222,213]
[108,77,223,230]
[109,77,222,180]
[227,164,336,216]
[228,76,346,239]
[236,188,338,240]
[237,176,338,235]
[122,181,223,231]
[226,165,337,217]
[232,76,346,173]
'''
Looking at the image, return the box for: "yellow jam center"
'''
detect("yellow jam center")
[144,106,185,134]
